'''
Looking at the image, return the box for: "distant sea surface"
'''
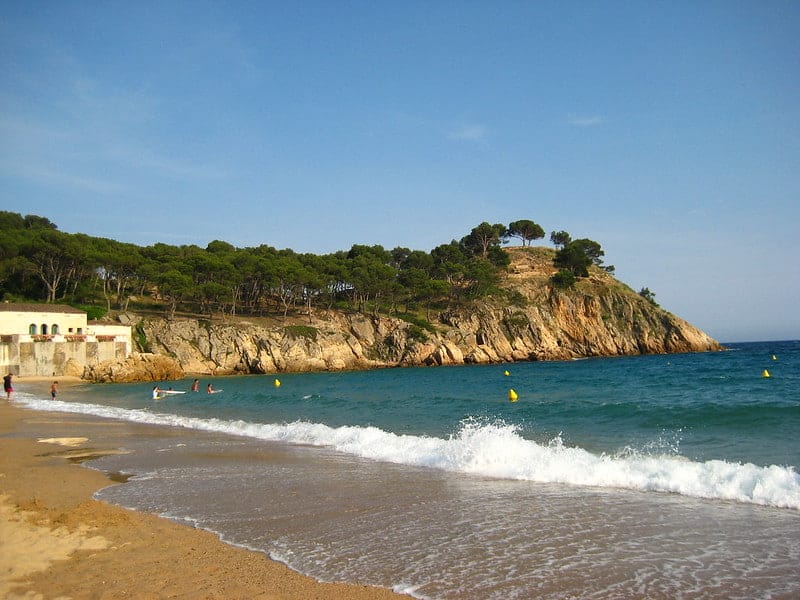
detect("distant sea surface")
[17,341,800,599]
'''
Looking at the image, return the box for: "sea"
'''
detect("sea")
[14,340,800,599]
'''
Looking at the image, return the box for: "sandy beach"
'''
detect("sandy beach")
[0,386,405,600]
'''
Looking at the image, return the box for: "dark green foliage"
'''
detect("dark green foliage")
[463,258,500,297]
[72,304,107,320]
[553,238,613,277]
[639,287,659,306]
[551,269,577,288]
[284,325,319,340]
[0,211,27,231]
[206,239,236,254]
[506,290,528,307]
[0,211,617,323]
[405,324,429,343]
[134,323,151,352]
[503,311,530,330]
[23,215,58,230]
[460,222,507,258]
[554,244,592,277]
[506,220,545,246]
[0,211,58,231]
[396,312,437,333]
[550,230,572,249]
[486,244,511,268]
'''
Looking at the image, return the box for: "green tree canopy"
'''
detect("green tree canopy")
[1,211,616,320]
[506,220,545,246]
[553,238,608,278]
[639,287,658,306]
[550,230,572,249]
[22,229,89,302]
[460,222,507,258]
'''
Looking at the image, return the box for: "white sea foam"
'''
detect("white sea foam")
[16,396,800,510]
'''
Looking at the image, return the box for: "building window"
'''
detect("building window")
[41,324,48,335]
[29,323,37,334]
[52,324,60,335]
[77,328,83,334]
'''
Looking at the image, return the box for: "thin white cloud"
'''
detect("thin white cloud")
[0,160,129,195]
[0,117,123,193]
[449,124,488,141]
[568,115,606,127]
[107,145,231,181]
[0,111,229,194]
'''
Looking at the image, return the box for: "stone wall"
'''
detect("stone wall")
[0,336,128,377]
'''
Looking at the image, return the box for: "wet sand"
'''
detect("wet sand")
[0,394,405,600]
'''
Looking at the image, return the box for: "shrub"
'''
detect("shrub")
[135,324,151,352]
[406,324,429,343]
[639,287,659,307]
[504,311,530,329]
[396,313,436,333]
[551,269,576,288]
[72,304,107,320]
[284,325,319,340]
[506,290,528,307]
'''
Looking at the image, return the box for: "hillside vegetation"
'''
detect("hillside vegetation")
[1,211,720,378]
[0,212,622,322]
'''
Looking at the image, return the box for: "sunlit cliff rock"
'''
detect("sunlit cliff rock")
[86,247,720,381]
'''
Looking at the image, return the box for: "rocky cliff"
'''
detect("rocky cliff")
[88,247,721,381]
[83,352,184,383]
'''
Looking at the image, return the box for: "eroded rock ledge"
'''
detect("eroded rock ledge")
[84,249,722,382]
[85,299,720,382]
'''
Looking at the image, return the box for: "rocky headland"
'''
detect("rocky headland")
[85,247,721,382]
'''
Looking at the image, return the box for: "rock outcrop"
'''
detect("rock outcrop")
[83,352,184,383]
[97,247,720,381]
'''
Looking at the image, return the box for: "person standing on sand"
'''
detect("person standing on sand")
[3,373,12,401]
[50,381,58,399]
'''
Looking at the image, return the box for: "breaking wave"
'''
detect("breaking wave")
[17,396,800,510]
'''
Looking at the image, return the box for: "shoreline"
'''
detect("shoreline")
[0,400,406,599]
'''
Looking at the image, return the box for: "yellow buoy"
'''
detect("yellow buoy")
[762,370,770,378]
[508,389,518,402]
[772,355,777,361]
[504,370,510,376]
[274,378,281,387]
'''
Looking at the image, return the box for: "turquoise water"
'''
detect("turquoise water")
[34,340,800,469]
[16,341,800,599]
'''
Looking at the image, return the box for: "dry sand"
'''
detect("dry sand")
[0,397,406,600]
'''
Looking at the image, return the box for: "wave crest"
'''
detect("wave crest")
[16,397,800,510]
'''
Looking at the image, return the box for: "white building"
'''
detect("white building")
[0,303,132,376]
[0,303,88,336]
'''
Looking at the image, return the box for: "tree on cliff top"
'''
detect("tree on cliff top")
[506,220,545,246]
[0,211,57,231]
[553,238,611,278]
[550,230,572,249]
[639,287,659,307]
[460,222,507,258]
[2,211,617,321]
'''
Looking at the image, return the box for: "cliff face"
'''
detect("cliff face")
[103,247,720,380]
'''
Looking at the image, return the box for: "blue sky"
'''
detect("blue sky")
[1,1,798,342]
